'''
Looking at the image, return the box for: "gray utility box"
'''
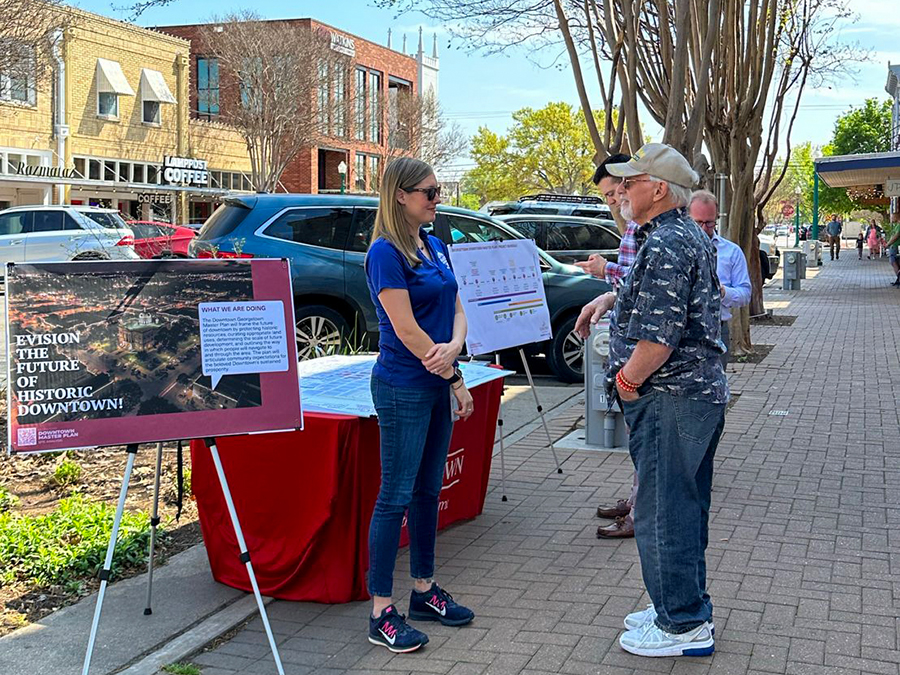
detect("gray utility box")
[782,249,807,290]
[584,319,628,449]
[802,240,821,268]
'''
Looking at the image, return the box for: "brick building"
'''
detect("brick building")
[158,19,440,194]
[0,4,253,223]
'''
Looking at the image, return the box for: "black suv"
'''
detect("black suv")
[190,194,611,382]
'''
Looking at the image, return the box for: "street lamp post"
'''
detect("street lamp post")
[794,186,801,248]
[337,160,347,195]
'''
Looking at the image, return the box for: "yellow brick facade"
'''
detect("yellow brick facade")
[0,3,251,222]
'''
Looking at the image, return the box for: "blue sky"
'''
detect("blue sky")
[76,0,899,178]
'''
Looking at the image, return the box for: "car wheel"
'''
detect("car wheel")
[294,305,350,361]
[547,314,584,383]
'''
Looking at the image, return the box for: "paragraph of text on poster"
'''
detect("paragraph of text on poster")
[199,301,289,389]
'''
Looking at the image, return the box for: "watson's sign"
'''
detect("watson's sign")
[163,156,209,187]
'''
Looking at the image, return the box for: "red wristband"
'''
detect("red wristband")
[616,370,639,393]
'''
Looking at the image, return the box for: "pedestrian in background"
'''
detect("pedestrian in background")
[867,220,882,259]
[826,214,842,260]
[857,231,865,260]
[574,152,640,540]
[575,153,639,290]
[689,190,751,370]
[604,144,726,658]
[364,157,475,653]
[885,213,900,286]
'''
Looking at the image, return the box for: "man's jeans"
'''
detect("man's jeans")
[829,235,841,259]
[368,377,453,597]
[622,389,726,634]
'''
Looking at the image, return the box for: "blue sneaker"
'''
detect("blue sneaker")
[408,583,474,626]
[368,605,429,653]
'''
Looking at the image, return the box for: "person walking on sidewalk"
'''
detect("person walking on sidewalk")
[857,231,865,260]
[605,144,727,658]
[867,220,882,259]
[364,157,475,653]
[690,190,751,370]
[826,215,843,260]
[574,153,640,540]
[886,214,900,286]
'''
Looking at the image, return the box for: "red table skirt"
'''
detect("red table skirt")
[190,378,502,603]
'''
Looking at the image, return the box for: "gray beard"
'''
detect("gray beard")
[620,201,634,222]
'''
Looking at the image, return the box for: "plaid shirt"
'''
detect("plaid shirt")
[604,220,640,288]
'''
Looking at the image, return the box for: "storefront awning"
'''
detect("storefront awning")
[815,151,900,189]
[139,68,177,104]
[96,58,135,96]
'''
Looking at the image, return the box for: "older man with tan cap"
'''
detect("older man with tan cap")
[584,143,727,658]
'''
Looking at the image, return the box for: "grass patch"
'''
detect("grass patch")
[51,459,82,488]
[162,663,201,675]
[0,486,18,513]
[0,493,158,587]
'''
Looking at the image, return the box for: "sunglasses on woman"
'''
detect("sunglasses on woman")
[404,186,442,201]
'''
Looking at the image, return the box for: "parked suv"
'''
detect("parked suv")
[0,205,138,269]
[483,193,613,220]
[189,194,612,382]
[495,214,621,265]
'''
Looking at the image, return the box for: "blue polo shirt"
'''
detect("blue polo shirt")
[366,229,459,387]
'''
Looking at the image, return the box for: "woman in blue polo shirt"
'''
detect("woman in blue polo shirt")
[364,157,475,653]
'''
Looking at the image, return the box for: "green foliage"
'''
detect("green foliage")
[162,663,201,675]
[457,193,482,211]
[819,98,892,216]
[51,459,82,488]
[463,102,610,204]
[0,493,155,587]
[0,485,19,513]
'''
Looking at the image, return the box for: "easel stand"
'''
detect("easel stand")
[492,349,563,503]
[81,441,285,675]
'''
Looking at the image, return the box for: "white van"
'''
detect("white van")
[0,205,139,268]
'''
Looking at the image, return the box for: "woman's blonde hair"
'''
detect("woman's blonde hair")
[370,156,435,267]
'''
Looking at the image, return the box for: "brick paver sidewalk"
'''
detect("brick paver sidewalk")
[178,254,900,675]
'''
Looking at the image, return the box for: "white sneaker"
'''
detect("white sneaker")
[624,604,714,635]
[619,621,714,658]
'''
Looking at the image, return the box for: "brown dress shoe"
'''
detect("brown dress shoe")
[596,499,631,519]
[596,516,635,539]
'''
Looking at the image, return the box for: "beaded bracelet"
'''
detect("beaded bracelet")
[616,370,640,393]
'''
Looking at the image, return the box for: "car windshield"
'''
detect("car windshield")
[80,211,129,229]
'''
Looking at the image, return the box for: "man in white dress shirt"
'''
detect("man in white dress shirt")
[689,190,751,369]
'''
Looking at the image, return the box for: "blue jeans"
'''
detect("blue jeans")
[622,389,725,634]
[368,377,453,597]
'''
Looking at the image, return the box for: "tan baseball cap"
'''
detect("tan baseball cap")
[607,143,699,189]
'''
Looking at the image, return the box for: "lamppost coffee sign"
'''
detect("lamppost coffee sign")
[163,156,209,187]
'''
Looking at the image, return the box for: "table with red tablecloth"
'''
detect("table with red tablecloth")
[190,377,502,603]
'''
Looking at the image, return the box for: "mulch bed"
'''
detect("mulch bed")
[750,314,798,326]
[733,343,775,364]
[0,400,204,636]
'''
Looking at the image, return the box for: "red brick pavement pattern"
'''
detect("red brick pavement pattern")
[172,254,900,675]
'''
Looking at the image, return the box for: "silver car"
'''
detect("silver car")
[0,205,139,269]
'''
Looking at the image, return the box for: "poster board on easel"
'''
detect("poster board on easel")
[448,239,561,492]
[4,258,299,675]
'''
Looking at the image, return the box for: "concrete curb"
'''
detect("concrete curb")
[116,594,273,675]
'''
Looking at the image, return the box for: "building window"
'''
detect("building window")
[334,66,347,138]
[95,58,134,121]
[369,155,381,192]
[369,71,382,144]
[73,157,86,179]
[98,92,119,118]
[143,101,160,125]
[133,163,145,183]
[0,42,36,105]
[354,153,366,192]
[317,59,329,132]
[355,68,366,141]
[197,57,219,120]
